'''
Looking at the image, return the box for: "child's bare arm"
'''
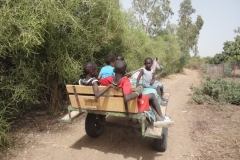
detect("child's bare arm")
[98,74,102,80]
[136,69,143,87]
[123,93,138,102]
[150,72,155,85]
[123,88,142,102]
[92,82,116,98]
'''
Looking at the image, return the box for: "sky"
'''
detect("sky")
[120,0,240,57]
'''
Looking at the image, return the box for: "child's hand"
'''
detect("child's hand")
[136,86,143,97]
[108,84,118,89]
[150,81,154,86]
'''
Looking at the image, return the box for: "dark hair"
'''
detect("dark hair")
[117,55,124,61]
[105,54,116,65]
[114,61,127,73]
[83,62,97,75]
[144,57,153,63]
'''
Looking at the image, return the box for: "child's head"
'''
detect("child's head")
[105,54,116,66]
[114,61,127,75]
[116,55,124,61]
[83,62,98,77]
[144,57,153,69]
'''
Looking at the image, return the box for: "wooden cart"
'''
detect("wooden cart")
[62,85,170,152]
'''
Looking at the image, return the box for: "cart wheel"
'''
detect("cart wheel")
[85,113,105,138]
[154,127,168,152]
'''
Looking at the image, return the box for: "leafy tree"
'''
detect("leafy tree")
[160,34,183,73]
[202,56,213,64]
[223,35,240,62]
[222,35,240,77]
[132,0,173,36]
[177,0,204,58]
[209,53,227,64]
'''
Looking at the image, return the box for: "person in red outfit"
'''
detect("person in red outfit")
[100,61,174,128]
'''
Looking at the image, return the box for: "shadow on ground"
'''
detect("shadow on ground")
[71,117,164,160]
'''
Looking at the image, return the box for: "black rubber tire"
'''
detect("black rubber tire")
[154,127,168,152]
[85,113,105,138]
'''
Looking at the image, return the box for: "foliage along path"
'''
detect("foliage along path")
[2,68,201,160]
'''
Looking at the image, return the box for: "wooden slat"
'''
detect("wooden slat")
[60,111,80,121]
[69,95,138,113]
[66,85,123,96]
[66,85,136,95]
[160,92,170,115]
[145,124,162,138]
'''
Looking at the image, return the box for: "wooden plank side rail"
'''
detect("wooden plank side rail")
[66,85,138,113]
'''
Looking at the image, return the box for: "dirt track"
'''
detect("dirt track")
[4,68,237,160]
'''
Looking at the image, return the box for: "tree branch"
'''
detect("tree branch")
[145,0,157,33]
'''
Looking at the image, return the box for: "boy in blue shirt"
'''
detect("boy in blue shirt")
[98,54,116,79]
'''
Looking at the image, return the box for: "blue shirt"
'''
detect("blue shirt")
[99,65,114,79]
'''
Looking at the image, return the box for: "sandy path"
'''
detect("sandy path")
[3,68,200,160]
[159,68,200,159]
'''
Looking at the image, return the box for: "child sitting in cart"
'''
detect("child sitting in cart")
[79,62,116,98]
[136,57,167,106]
[98,54,116,80]
[100,60,174,128]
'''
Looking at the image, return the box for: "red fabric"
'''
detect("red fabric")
[99,76,132,94]
[137,95,150,112]
[99,76,114,86]
[99,76,150,112]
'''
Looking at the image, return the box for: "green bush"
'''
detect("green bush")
[190,77,240,105]
[0,0,125,148]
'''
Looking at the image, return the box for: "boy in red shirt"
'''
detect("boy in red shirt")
[100,61,174,128]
